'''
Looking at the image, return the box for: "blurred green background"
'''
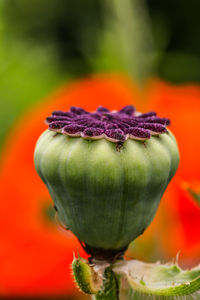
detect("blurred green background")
[1,0,200,148]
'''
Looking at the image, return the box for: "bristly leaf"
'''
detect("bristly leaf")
[113,260,200,298]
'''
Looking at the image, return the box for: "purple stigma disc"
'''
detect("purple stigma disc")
[46,105,170,142]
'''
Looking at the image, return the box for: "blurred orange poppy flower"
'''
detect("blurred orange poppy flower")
[144,81,200,264]
[0,74,199,296]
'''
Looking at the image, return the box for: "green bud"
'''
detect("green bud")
[72,256,102,295]
[72,256,119,299]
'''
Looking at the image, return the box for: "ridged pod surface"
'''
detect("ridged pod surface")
[34,115,179,252]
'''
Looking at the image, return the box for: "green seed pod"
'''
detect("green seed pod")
[34,105,179,260]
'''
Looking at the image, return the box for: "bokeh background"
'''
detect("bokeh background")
[0,0,200,299]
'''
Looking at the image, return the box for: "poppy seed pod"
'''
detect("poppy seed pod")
[34,105,179,261]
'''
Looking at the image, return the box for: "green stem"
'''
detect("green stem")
[94,267,120,300]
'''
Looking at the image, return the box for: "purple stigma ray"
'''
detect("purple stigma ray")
[83,128,104,138]
[119,105,135,115]
[70,106,88,115]
[138,123,167,134]
[62,124,85,136]
[97,106,110,113]
[105,129,126,142]
[46,105,170,142]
